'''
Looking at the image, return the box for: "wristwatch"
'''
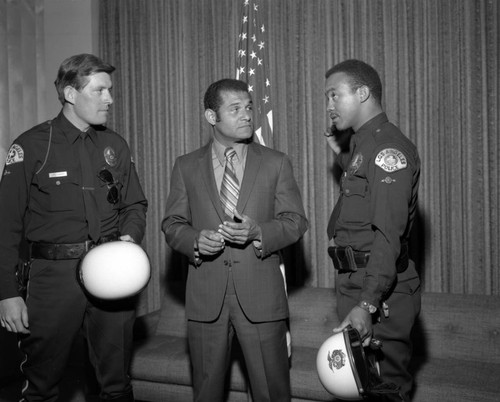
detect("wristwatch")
[358,300,377,314]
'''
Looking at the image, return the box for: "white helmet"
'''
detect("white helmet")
[80,241,151,299]
[316,326,370,400]
[316,326,402,400]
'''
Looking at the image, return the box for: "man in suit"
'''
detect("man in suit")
[162,78,308,402]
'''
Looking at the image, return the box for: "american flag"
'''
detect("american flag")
[236,0,273,147]
[236,3,292,358]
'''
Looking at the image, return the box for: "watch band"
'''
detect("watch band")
[358,300,377,314]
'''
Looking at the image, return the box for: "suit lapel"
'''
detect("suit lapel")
[198,142,226,222]
[237,142,262,214]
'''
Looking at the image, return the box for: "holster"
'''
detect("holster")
[16,259,32,299]
[328,243,409,274]
[328,246,370,272]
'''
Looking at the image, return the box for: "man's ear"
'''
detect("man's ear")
[204,109,217,126]
[357,85,371,103]
[64,86,76,105]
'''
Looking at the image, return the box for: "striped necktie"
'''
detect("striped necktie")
[220,148,240,219]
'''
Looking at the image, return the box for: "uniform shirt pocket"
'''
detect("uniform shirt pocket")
[33,169,80,212]
[341,177,369,224]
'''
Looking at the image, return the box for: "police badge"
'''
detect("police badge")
[104,147,117,167]
[327,349,346,371]
[348,152,363,176]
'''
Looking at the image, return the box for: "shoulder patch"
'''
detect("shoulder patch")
[6,144,24,165]
[375,148,407,172]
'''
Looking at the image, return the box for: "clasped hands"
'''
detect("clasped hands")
[196,209,262,256]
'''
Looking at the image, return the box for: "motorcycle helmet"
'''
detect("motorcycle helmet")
[316,326,369,400]
[80,241,150,299]
[317,326,402,400]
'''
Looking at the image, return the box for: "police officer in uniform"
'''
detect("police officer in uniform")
[0,54,147,402]
[324,59,421,401]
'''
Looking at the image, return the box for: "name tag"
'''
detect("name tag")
[49,171,68,178]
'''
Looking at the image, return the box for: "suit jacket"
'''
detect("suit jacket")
[162,140,308,322]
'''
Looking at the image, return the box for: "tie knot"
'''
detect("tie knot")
[224,148,236,161]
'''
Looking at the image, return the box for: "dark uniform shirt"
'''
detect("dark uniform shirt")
[328,113,420,304]
[0,112,148,299]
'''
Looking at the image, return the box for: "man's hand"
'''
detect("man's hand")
[333,305,373,347]
[217,210,262,245]
[119,234,135,242]
[196,229,225,256]
[0,296,30,334]
[324,131,341,154]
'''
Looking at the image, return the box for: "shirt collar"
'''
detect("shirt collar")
[353,112,388,146]
[55,111,98,145]
[212,138,247,166]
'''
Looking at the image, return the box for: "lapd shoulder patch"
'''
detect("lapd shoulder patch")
[6,144,24,165]
[375,148,407,172]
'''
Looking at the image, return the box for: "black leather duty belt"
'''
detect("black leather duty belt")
[328,244,409,273]
[30,233,120,260]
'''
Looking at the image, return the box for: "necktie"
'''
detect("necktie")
[79,132,100,240]
[220,148,240,219]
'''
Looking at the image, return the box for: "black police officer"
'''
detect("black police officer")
[325,59,421,401]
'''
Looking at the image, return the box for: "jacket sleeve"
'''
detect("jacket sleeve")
[0,141,30,300]
[161,158,199,263]
[118,150,148,243]
[361,143,418,303]
[259,154,308,257]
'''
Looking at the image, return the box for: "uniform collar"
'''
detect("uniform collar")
[352,112,388,146]
[54,111,98,145]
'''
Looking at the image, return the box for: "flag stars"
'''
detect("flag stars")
[263,95,269,103]
[248,85,254,92]
[250,51,257,59]
[266,78,270,87]
[243,15,248,23]
[257,58,263,65]
[261,24,265,33]
[258,41,265,49]
[249,68,255,76]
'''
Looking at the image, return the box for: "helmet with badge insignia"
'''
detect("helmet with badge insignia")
[316,326,402,400]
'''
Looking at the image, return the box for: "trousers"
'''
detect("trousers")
[19,258,136,402]
[187,271,290,402]
[336,262,421,401]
